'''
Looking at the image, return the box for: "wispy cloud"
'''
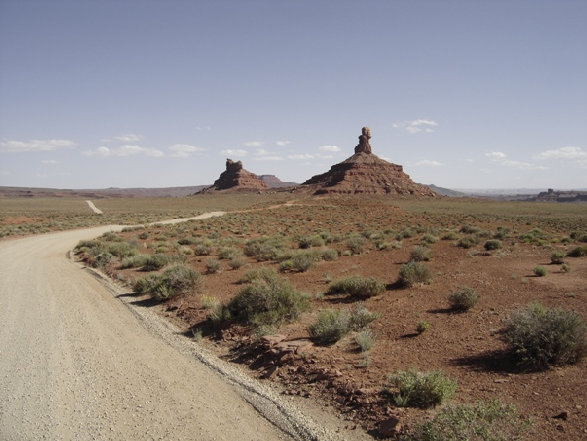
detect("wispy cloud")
[41,159,58,164]
[319,145,340,152]
[288,154,314,160]
[252,155,284,161]
[485,151,547,170]
[83,145,164,157]
[101,133,144,143]
[393,119,439,134]
[535,146,586,160]
[169,144,205,158]
[0,139,76,152]
[220,149,247,157]
[276,140,291,147]
[415,159,443,167]
[244,141,263,148]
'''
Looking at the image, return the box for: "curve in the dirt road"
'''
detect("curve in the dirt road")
[0,219,360,441]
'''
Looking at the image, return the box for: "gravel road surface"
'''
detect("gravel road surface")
[0,219,369,441]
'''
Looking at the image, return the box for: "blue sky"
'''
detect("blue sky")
[1,0,586,190]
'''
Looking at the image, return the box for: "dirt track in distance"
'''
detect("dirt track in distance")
[0,219,368,441]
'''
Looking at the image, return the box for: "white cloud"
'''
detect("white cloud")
[220,149,247,157]
[316,153,333,159]
[535,146,586,160]
[101,133,144,143]
[485,151,507,160]
[288,154,314,160]
[255,148,271,156]
[83,145,164,157]
[0,139,76,152]
[415,159,443,167]
[252,155,284,161]
[319,145,340,152]
[393,119,439,134]
[276,140,291,147]
[244,141,263,147]
[41,159,58,164]
[168,144,205,158]
[485,151,547,170]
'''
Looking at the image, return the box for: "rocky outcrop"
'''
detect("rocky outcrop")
[258,175,298,189]
[300,128,436,197]
[201,159,267,192]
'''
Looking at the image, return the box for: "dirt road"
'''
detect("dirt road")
[0,222,361,441]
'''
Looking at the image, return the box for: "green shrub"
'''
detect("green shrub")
[279,253,316,273]
[484,239,502,251]
[448,287,480,311]
[238,267,279,284]
[298,235,325,249]
[355,329,374,352]
[502,303,586,369]
[533,266,546,277]
[398,262,432,287]
[460,225,481,234]
[410,245,432,262]
[92,252,113,268]
[416,321,430,334]
[106,241,139,258]
[567,246,587,257]
[226,276,309,327]
[206,259,221,274]
[321,248,338,261]
[550,251,566,264]
[493,227,511,240]
[458,235,479,249]
[561,263,571,273]
[194,243,212,256]
[200,295,219,310]
[308,309,351,345]
[400,399,530,441]
[441,231,458,240]
[345,235,367,255]
[327,275,385,299]
[143,254,171,271]
[244,236,287,261]
[218,246,241,260]
[386,369,457,408]
[228,256,244,269]
[120,255,149,269]
[134,265,202,300]
[348,304,380,329]
[421,233,439,244]
[520,228,549,245]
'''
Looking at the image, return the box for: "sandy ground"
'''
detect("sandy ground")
[0,220,369,441]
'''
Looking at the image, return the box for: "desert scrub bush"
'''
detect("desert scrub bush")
[327,275,385,299]
[238,266,279,284]
[460,225,481,235]
[416,321,430,334]
[483,239,502,251]
[206,259,221,274]
[441,231,458,240]
[193,242,213,256]
[448,287,480,312]
[457,235,479,249]
[561,263,571,273]
[400,399,530,441]
[502,303,586,369]
[143,254,173,271]
[218,246,241,260]
[345,234,367,255]
[320,248,338,261]
[244,236,287,261]
[550,250,566,264]
[493,226,511,240]
[133,265,202,300]
[410,245,432,262]
[224,275,309,327]
[533,266,546,277]
[398,262,432,287]
[386,369,457,408]
[200,295,219,310]
[520,228,549,245]
[421,233,439,244]
[308,309,351,345]
[119,255,149,269]
[567,245,587,257]
[228,256,244,270]
[298,235,325,249]
[355,329,374,352]
[279,253,316,273]
[349,303,380,329]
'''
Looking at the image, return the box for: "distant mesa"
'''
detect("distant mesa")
[299,127,437,197]
[200,159,267,193]
[258,175,298,189]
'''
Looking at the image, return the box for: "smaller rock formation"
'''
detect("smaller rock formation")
[354,126,372,154]
[201,159,267,192]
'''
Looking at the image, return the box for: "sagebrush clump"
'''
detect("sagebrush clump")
[502,303,586,369]
[398,262,432,287]
[386,369,457,408]
[327,275,385,299]
[448,287,480,311]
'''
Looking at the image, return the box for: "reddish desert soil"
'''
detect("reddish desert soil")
[93,198,586,440]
